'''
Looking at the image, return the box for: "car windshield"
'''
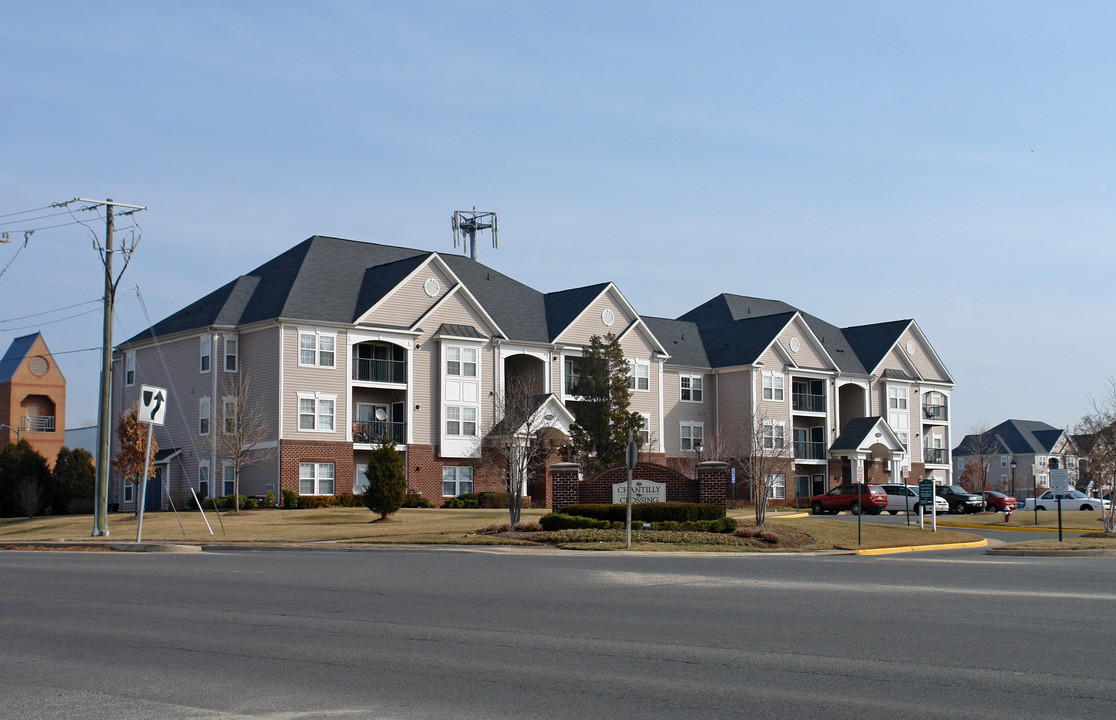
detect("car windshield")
[946,486,966,493]
[986,491,1004,498]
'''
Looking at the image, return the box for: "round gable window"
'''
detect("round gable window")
[601,309,615,327]
[423,278,440,297]
[29,356,49,376]
[906,340,916,356]
[789,337,800,353]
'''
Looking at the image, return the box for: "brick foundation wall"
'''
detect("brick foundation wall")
[550,463,580,512]
[280,439,355,495]
[403,443,537,507]
[697,461,728,505]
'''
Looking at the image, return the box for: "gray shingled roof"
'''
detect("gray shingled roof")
[841,320,912,374]
[954,419,1066,457]
[0,333,41,383]
[641,317,709,367]
[831,416,886,451]
[543,283,611,342]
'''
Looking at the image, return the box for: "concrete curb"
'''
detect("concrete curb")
[0,541,201,553]
[985,547,1116,557]
[856,539,988,556]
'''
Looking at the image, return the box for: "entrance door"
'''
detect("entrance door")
[795,475,810,501]
[145,466,163,511]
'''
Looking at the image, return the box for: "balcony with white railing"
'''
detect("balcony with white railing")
[922,402,948,422]
[21,415,55,432]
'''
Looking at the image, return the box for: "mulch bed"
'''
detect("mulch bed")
[478,523,815,550]
[1,544,113,552]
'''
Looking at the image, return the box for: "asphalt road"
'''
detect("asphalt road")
[2,547,1115,720]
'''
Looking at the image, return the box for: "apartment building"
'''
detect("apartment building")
[953,419,1078,498]
[110,235,954,509]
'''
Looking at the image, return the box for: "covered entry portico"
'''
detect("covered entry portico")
[829,416,907,486]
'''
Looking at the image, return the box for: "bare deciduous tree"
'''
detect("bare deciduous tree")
[16,478,44,519]
[481,373,567,526]
[740,410,793,528]
[956,422,1004,510]
[216,371,277,512]
[1075,378,1116,534]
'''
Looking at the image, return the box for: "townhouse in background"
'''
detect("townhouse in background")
[953,419,1079,498]
[0,332,65,466]
[111,235,954,510]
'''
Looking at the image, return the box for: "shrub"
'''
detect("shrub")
[514,521,542,532]
[264,489,276,508]
[282,488,298,509]
[213,495,257,511]
[295,495,337,509]
[363,439,406,519]
[560,502,724,523]
[539,512,616,531]
[649,517,737,533]
[335,493,364,508]
[443,495,479,509]
[403,493,434,508]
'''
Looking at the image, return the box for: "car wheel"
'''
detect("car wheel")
[911,503,920,514]
[851,503,860,515]
[888,510,898,515]
[1036,506,1046,511]
[812,502,824,515]
[1081,505,1093,512]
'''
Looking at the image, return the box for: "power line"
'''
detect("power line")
[0,298,102,324]
[0,306,101,333]
[0,204,57,220]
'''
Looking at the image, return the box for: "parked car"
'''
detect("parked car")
[935,485,984,514]
[982,491,1018,512]
[810,484,889,515]
[880,484,949,514]
[1022,490,1112,512]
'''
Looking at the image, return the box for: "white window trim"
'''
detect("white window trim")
[680,374,703,402]
[442,465,474,497]
[200,336,212,374]
[124,351,135,386]
[199,396,211,437]
[198,461,210,496]
[444,344,479,378]
[444,405,478,437]
[638,412,651,447]
[221,462,236,497]
[628,359,650,392]
[223,335,239,373]
[299,461,336,496]
[888,385,908,410]
[223,396,238,435]
[298,328,337,369]
[763,421,786,450]
[680,421,705,452]
[296,391,337,433]
[766,473,786,500]
[761,371,784,401]
[123,480,134,503]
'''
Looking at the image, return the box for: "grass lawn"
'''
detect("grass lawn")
[994,536,1116,552]
[934,509,1112,532]
[0,507,984,552]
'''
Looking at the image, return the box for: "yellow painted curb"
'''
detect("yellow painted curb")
[771,513,809,519]
[856,539,988,555]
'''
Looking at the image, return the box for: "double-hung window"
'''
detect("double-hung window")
[298,393,336,432]
[762,371,783,401]
[299,462,335,495]
[224,336,238,372]
[763,421,785,450]
[200,336,211,373]
[887,385,909,448]
[223,397,238,435]
[299,330,336,368]
[125,352,135,386]
[680,421,704,451]
[199,396,211,436]
[442,466,474,496]
[445,346,478,377]
[198,462,210,499]
[445,406,477,436]
[222,464,235,496]
[628,360,649,391]
[680,374,703,402]
[638,413,651,446]
[766,473,786,500]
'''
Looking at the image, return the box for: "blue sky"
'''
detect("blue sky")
[2,1,1113,439]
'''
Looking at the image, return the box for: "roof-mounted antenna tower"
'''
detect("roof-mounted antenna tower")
[451,208,498,261]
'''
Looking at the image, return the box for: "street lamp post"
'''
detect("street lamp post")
[0,423,22,445]
[1010,459,1017,501]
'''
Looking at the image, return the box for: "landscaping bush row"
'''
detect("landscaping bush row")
[539,512,738,533]
[559,502,725,523]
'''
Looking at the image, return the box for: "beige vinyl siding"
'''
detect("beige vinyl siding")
[281,325,349,440]
[897,329,951,383]
[422,291,499,336]
[237,325,280,439]
[778,317,830,370]
[715,369,755,454]
[363,261,454,328]
[618,330,658,418]
[411,334,438,445]
[661,368,714,455]
[556,291,635,345]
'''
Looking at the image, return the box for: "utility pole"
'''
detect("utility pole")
[69,197,147,538]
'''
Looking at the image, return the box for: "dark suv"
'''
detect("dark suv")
[935,485,984,514]
[810,484,889,515]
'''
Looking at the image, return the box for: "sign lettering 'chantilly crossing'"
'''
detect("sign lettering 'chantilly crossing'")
[613,480,666,504]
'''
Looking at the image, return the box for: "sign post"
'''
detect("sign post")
[135,385,167,543]
[919,477,936,532]
[625,435,638,549]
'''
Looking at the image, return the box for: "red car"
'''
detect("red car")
[810,484,889,515]
[983,491,1018,512]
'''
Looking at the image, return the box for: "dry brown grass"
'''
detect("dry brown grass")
[773,516,980,550]
[996,536,1116,551]
[934,510,1111,531]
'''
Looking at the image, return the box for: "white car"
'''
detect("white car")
[1022,490,1111,512]
[880,484,950,515]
